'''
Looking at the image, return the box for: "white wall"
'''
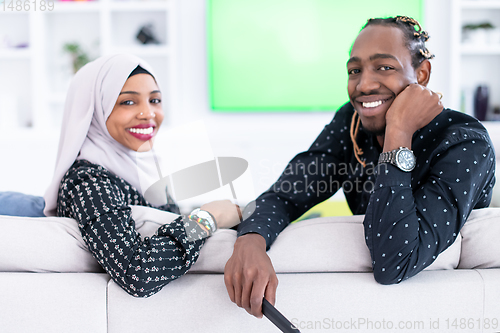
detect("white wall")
[424,0,452,107]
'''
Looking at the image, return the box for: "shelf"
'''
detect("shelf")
[0,48,31,59]
[450,0,500,110]
[461,0,500,9]
[50,1,101,12]
[461,44,500,54]
[109,45,170,57]
[50,0,169,12]
[109,1,169,11]
[0,0,175,132]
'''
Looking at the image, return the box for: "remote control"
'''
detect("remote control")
[262,298,301,333]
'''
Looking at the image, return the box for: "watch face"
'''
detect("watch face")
[396,149,416,172]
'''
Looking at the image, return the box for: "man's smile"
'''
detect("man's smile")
[353,95,393,117]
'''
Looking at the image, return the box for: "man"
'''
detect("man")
[224,16,496,318]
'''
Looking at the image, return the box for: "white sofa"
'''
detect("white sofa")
[1,206,500,333]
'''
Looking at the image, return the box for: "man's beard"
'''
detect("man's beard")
[363,126,385,137]
[358,119,386,137]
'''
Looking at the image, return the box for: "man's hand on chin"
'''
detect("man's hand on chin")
[384,84,443,151]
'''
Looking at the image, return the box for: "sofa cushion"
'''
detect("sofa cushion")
[0,205,179,273]
[458,207,500,269]
[267,215,461,273]
[191,214,461,273]
[268,215,461,273]
[189,229,237,273]
[107,274,280,333]
[3,205,495,274]
[476,269,500,321]
[0,214,102,272]
[107,270,486,333]
[0,273,109,333]
[0,191,45,217]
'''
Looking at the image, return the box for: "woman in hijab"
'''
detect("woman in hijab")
[44,54,240,297]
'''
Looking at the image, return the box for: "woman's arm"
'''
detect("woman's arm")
[58,165,206,297]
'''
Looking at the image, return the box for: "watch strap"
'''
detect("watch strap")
[378,150,395,165]
[189,208,218,235]
[378,147,415,172]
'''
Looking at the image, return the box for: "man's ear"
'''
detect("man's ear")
[416,60,431,86]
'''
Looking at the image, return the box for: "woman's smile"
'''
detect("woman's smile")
[127,123,156,141]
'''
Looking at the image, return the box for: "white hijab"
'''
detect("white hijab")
[44,54,165,216]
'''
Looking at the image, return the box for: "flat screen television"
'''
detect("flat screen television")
[207,0,423,112]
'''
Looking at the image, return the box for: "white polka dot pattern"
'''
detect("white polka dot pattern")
[238,103,495,285]
[57,160,206,297]
[365,122,495,284]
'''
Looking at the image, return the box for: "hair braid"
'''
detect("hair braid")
[365,15,435,68]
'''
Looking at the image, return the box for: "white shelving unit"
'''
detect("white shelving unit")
[0,0,176,134]
[450,0,500,118]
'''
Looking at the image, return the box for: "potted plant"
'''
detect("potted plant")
[462,22,495,44]
[63,42,91,73]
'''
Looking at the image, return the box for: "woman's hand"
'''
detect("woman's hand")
[201,200,241,229]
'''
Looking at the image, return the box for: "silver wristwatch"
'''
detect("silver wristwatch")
[378,147,416,172]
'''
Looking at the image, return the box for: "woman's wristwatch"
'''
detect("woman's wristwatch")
[189,208,218,236]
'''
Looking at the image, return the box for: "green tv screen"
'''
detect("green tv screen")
[208,0,423,112]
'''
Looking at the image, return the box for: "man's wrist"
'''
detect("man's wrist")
[236,233,267,251]
[382,127,413,152]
